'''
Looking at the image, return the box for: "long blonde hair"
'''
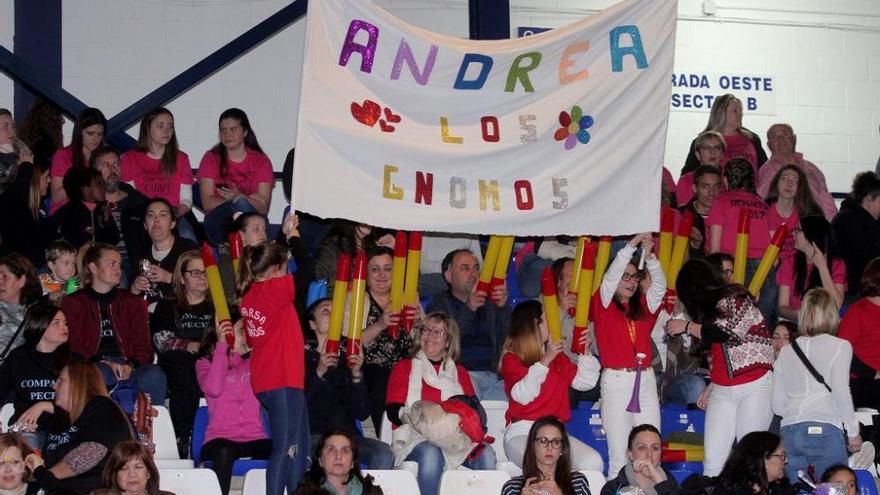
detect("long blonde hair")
[499,300,544,372]
[63,360,109,423]
[703,94,755,140]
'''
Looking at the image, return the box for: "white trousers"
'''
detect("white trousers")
[600,369,661,476]
[504,425,605,472]
[703,372,773,476]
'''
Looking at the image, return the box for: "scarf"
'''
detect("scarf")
[323,476,363,495]
[625,462,665,495]
[405,351,463,406]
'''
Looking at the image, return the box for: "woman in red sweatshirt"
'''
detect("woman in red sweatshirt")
[500,300,603,472]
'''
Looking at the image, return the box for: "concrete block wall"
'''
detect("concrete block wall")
[1,0,878,221]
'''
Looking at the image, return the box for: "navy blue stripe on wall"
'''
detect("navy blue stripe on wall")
[13,0,62,120]
[469,0,511,40]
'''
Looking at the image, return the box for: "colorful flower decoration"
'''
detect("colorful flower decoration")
[554,105,594,150]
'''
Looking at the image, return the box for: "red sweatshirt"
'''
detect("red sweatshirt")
[386,358,476,405]
[501,352,576,425]
[839,298,880,372]
[240,275,304,393]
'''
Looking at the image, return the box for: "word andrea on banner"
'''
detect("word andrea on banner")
[338,21,650,91]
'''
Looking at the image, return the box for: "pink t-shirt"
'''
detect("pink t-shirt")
[49,146,82,214]
[707,190,771,259]
[722,133,759,176]
[120,150,194,206]
[766,204,799,263]
[776,256,847,310]
[196,149,274,198]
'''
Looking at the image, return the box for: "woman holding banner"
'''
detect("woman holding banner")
[593,233,666,476]
[666,258,774,476]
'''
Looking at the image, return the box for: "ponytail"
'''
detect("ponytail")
[236,241,288,300]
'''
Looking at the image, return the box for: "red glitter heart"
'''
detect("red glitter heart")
[379,119,395,133]
[383,107,401,123]
[351,100,381,127]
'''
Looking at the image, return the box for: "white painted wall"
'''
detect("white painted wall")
[0,0,14,114]
[1,0,878,221]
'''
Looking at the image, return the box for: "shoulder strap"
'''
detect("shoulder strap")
[789,339,832,393]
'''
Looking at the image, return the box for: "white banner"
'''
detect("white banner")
[293,0,677,236]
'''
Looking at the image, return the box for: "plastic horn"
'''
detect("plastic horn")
[401,231,422,332]
[541,267,563,342]
[571,242,598,354]
[346,252,367,361]
[325,253,352,355]
[476,236,502,294]
[567,237,587,316]
[658,208,675,275]
[228,231,244,278]
[591,236,613,295]
[733,210,751,284]
[489,236,515,302]
[387,231,408,339]
[748,225,789,297]
[65,278,78,295]
[667,210,695,289]
[625,352,647,413]
[201,243,233,346]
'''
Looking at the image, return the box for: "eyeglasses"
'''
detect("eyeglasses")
[183,269,207,278]
[535,437,563,449]
[699,144,723,152]
[621,272,643,282]
[0,459,24,472]
[768,452,788,462]
[421,325,447,338]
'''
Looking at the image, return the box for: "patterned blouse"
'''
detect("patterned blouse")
[363,293,413,369]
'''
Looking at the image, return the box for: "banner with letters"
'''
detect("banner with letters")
[293,0,677,236]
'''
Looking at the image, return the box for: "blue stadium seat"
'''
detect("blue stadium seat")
[191,406,270,477]
[660,405,705,435]
[566,402,610,476]
[855,469,878,495]
[668,469,694,485]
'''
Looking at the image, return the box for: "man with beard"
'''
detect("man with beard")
[91,145,149,287]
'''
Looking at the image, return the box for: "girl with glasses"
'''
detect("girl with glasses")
[149,249,214,458]
[501,417,591,495]
[593,233,666,475]
[600,424,680,495]
[0,432,41,495]
[703,431,792,495]
[500,300,603,473]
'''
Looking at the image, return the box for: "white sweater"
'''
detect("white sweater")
[770,334,859,437]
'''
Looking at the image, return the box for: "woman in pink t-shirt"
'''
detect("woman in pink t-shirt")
[120,107,196,240]
[681,94,767,178]
[49,108,106,214]
[764,165,823,264]
[197,108,274,245]
[776,214,846,321]
[708,158,777,323]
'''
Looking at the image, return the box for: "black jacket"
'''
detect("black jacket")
[0,162,55,266]
[304,343,371,436]
[601,466,680,495]
[110,183,151,272]
[52,200,120,249]
[832,198,880,298]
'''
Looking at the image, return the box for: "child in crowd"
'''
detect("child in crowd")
[39,240,80,298]
[238,241,308,495]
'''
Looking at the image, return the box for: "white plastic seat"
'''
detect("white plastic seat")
[439,469,510,495]
[364,469,420,495]
[153,405,180,460]
[497,461,522,477]
[242,469,291,495]
[481,400,509,461]
[0,403,13,431]
[154,459,194,469]
[158,468,221,495]
[579,470,607,492]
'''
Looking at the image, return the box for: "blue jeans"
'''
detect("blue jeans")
[468,370,507,401]
[404,441,496,495]
[309,434,394,470]
[204,197,256,246]
[257,388,309,495]
[781,421,847,484]
[98,362,167,405]
[663,374,707,406]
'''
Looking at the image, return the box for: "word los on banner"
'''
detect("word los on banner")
[383,165,569,212]
[338,21,649,91]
